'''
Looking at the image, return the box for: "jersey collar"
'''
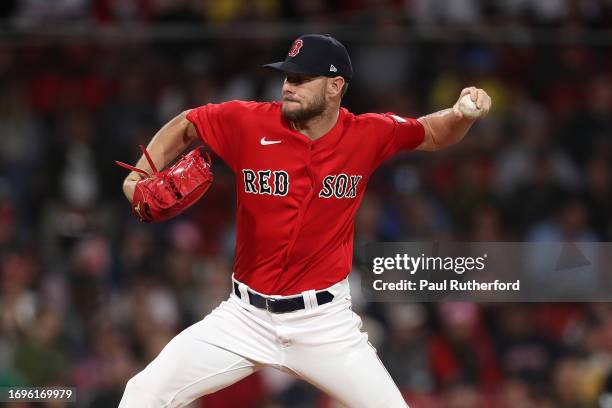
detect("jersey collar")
[281,107,347,148]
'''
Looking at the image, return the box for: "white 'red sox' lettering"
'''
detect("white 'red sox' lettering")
[243,169,289,196]
[319,174,362,199]
[243,170,362,199]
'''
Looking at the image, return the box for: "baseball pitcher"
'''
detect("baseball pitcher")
[117,34,491,407]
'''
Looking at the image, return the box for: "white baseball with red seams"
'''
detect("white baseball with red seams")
[458,94,482,119]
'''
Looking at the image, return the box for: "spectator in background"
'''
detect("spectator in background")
[495,377,537,408]
[465,203,506,241]
[494,305,560,385]
[582,155,612,240]
[561,75,612,168]
[507,151,570,235]
[0,252,39,341]
[496,103,580,200]
[527,198,598,242]
[429,302,501,390]
[0,82,43,211]
[0,187,18,250]
[353,11,413,93]
[74,325,137,408]
[14,308,67,386]
[440,381,483,408]
[381,303,433,392]
[552,354,590,408]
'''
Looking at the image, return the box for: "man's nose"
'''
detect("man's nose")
[282,80,295,94]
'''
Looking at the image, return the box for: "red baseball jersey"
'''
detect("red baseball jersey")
[187,101,424,295]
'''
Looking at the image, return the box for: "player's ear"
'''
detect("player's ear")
[327,76,345,98]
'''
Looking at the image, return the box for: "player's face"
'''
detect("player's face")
[281,73,327,122]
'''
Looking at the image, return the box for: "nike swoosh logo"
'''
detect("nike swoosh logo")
[260,137,282,146]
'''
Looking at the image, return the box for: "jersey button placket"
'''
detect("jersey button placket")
[281,142,316,270]
[306,144,316,192]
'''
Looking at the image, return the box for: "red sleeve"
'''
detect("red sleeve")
[186,100,244,172]
[373,113,425,166]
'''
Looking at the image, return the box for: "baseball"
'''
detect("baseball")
[458,94,482,119]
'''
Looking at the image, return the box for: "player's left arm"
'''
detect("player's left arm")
[416,87,491,151]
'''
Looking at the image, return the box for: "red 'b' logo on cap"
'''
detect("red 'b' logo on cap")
[288,39,303,57]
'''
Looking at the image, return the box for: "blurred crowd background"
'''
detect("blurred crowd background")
[2,0,612,407]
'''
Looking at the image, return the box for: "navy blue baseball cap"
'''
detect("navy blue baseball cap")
[264,34,353,82]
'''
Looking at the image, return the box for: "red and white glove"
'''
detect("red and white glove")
[116,145,213,223]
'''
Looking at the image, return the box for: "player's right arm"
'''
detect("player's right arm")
[416,87,491,151]
[122,111,199,202]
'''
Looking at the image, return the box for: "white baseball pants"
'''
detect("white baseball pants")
[118,278,408,408]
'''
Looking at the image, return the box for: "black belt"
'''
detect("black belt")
[233,282,334,314]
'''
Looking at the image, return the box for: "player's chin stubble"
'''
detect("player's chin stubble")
[281,92,326,123]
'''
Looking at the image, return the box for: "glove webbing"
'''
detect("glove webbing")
[116,145,186,199]
[116,146,212,200]
[115,144,158,177]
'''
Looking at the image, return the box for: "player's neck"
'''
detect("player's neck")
[292,107,339,141]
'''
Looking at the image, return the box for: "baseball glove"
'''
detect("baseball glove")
[115,145,213,223]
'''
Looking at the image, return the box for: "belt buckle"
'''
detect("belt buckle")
[265,297,276,312]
